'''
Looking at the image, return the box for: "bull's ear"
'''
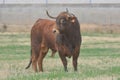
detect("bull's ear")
[71,18,75,23]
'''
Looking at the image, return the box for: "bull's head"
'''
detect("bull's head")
[46,9,77,33]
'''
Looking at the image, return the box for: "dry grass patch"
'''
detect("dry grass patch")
[81,23,120,33]
[0,23,120,33]
[82,36,120,48]
[85,76,117,80]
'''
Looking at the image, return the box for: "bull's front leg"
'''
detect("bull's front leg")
[73,55,78,71]
[73,47,80,71]
[73,51,79,71]
[58,52,68,72]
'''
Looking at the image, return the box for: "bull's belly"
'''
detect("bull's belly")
[64,53,72,58]
[61,46,73,58]
[59,44,79,58]
[47,43,58,51]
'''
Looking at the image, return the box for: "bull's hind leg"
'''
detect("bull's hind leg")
[51,49,56,57]
[31,50,38,72]
[38,45,48,72]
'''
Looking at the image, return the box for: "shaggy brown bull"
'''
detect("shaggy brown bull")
[26,10,82,72]
[47,10,82,72]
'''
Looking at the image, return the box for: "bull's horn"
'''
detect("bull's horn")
[71,13,75,17]
[66,8,69,12]
[46,10,56,19]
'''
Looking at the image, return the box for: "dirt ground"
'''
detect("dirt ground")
[0,23,120,33]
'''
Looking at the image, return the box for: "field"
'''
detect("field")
[0,32,120,80]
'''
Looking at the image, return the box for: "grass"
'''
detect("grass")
[0,32,120,80]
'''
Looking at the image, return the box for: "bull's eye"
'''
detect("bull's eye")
[60,19,66,24]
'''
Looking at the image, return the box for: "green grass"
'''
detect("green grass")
[81,48,120,57]
[0,32,120,80]
[82,32,120,37]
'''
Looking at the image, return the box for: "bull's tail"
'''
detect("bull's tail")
[25,49,32,69]
[25,58,32,69]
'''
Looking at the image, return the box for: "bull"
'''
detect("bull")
[26,9,82,72]
[25,19,57,72]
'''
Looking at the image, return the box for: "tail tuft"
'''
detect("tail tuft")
[25,59,32,69]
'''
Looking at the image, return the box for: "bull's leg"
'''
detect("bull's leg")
[73,47,79,71]
[51,49,56,57]
[73,47,80,71]
[59,53,68,72]
[73,55,78,71]
[31,50,38,72]
[38,46,48,72]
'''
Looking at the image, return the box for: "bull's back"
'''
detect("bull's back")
[31,19,57,52]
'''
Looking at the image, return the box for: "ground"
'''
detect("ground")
[0,24,120,34]
[0,32,120,80]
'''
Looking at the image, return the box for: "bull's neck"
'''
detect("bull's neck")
[62,32,74,44]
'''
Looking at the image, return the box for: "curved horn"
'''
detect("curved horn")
[66,8,69,12]
[46,10,56,19]
[70,13,75,17]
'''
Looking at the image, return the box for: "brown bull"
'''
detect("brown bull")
[26,10,82,72]
[25,19,57,72]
